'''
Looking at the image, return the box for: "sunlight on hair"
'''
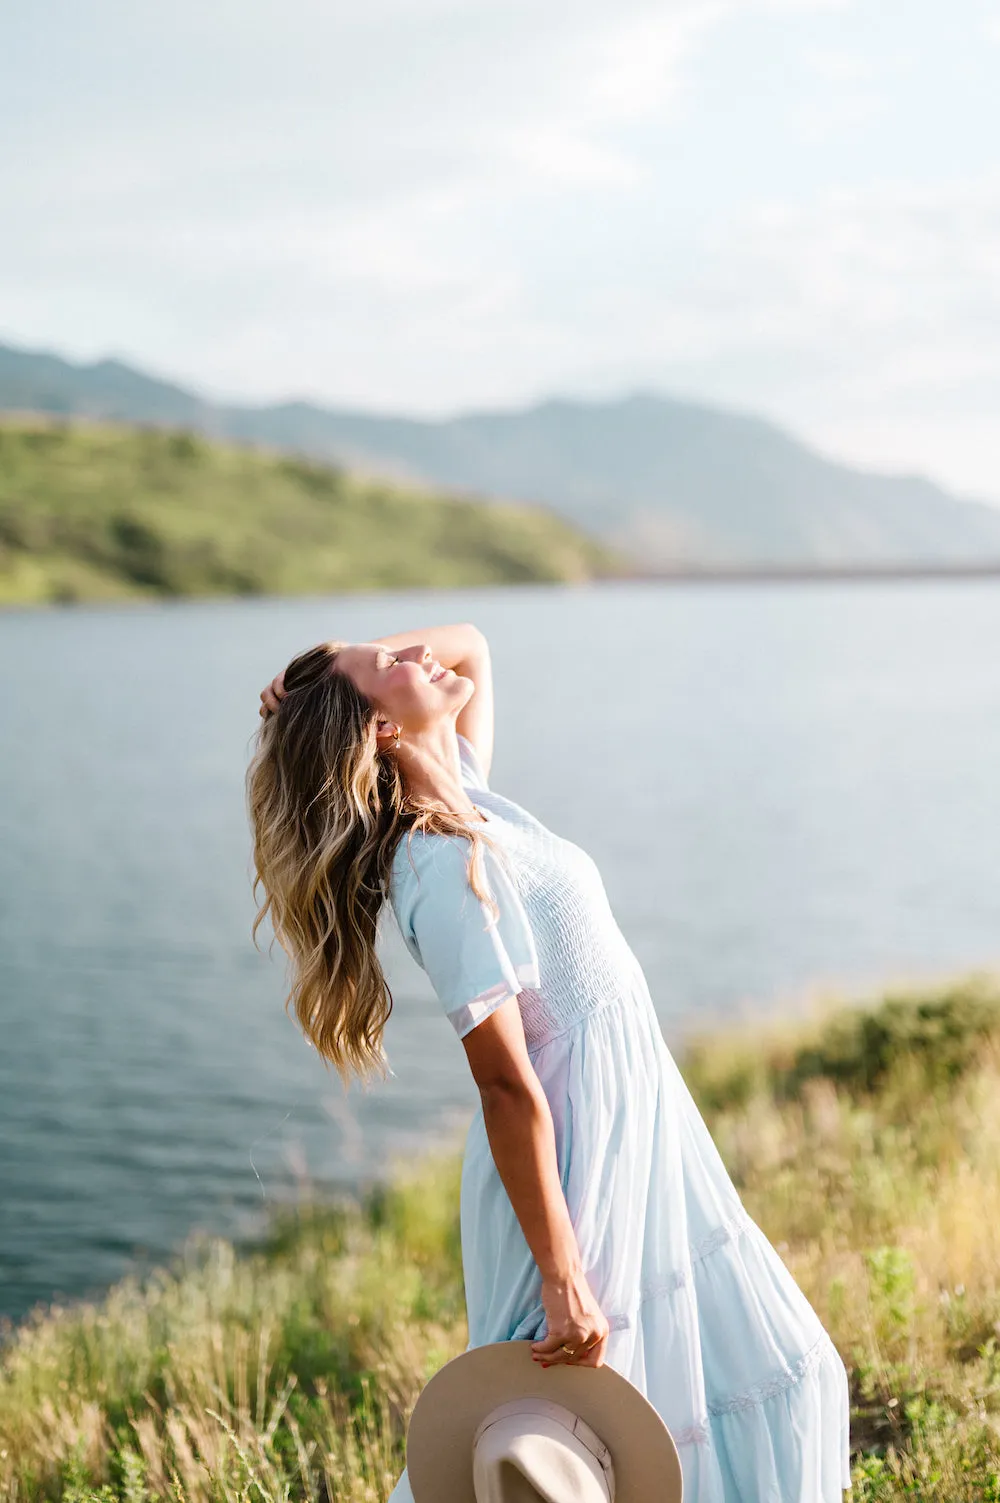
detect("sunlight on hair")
[245,639,500,1087]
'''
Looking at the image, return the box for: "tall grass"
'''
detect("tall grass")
[684,972,1000,1499]
[4,972,1000,1501]
[0,1158,467,1503]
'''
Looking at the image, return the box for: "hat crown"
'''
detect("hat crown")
[473,1398,615,1502]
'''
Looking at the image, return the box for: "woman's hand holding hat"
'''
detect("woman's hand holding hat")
[532,1271,610,1369]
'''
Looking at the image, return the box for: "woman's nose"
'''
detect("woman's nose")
[399,644,431,665]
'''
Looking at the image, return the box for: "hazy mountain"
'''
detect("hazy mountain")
[0,343,214,428]
[3,339,1000,568]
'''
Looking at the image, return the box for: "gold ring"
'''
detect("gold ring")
[560,1343,576,1357]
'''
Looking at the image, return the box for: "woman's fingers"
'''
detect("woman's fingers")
[258,673,287,717]
[530,1330,571,1362]
[574,1332,607,1368]
[531,1326,607,1368]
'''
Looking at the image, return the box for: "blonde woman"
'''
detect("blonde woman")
[249,621,852,1502]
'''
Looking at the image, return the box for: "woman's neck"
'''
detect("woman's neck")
[397,721,482,819]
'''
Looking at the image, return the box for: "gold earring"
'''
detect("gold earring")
[393,727,402,747]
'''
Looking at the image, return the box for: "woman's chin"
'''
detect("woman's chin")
[448,672,475,704]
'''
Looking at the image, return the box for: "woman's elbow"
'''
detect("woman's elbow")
[478,1071,545,1119]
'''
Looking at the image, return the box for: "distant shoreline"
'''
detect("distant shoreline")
[637,560,1000,583]
[4,560,1000,612]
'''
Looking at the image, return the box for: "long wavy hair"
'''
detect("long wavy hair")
[245,640,500,1087]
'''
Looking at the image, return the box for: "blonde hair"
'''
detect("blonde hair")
[245,640,499,1086]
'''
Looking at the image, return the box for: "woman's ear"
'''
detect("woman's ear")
[376,718,400,748]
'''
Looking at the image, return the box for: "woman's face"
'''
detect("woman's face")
[334,641,470,734]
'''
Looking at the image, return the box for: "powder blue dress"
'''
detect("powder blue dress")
[386,734,852,1502]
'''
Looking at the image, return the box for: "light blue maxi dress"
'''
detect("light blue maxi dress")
[385,733,852,1502]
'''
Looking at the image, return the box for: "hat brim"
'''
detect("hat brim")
[407,1341,683,1503]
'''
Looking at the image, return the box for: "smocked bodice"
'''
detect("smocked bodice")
[387,736,645,1051]
[469,801,642,1050]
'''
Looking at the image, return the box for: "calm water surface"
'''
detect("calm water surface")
[1,581,998,1321]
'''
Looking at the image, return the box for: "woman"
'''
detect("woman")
[248,621,852,1502]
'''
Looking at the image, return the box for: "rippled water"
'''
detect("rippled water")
[2,580,999,1321]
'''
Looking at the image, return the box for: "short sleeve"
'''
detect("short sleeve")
[390,833,540,1039]
[456,732,490,792]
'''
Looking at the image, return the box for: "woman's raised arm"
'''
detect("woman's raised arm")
[372,620,495,779]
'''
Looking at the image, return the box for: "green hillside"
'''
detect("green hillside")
[0,419,626,605]
[6,340,1000,571]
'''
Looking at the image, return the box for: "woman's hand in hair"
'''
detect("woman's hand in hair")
[259,670,287,718]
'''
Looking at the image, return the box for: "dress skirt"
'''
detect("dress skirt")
[385,734,852,1500]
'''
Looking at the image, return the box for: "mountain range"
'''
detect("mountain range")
[3,339,1000,569]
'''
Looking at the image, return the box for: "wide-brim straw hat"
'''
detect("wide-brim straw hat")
[406,1339,683,1502]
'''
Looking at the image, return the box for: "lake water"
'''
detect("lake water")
[2,580,999,1324]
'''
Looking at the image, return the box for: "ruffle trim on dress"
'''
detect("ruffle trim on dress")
[601,1210,836,1447]
[628,1335,838,1456]
[691,1206,754,1263]
[706,1332,835,1416]
[606,1267,689,1332]
[606,1206,755,1333]
[669,1419,713,1448]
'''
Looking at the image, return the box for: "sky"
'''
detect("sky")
[4,0,1000,502]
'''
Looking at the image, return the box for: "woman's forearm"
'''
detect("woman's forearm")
[372,621,486,672]
[373,617,495,776]
[479,1077,583,1282]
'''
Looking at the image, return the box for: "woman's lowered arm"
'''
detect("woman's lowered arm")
[461,995,610,1370]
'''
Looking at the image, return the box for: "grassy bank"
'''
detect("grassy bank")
[0,419,626,606]
[3,971,1000,1501]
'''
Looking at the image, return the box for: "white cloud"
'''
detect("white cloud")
[622,178,1000,496]
[2,0,999,501]
[795,44,888,137]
